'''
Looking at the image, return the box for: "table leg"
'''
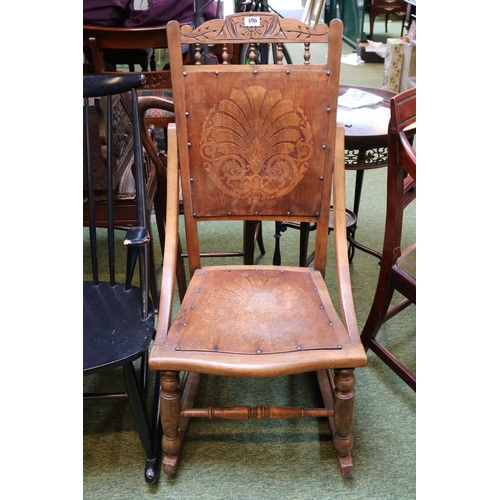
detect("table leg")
[347,170,364,262]
[348,169,382,262]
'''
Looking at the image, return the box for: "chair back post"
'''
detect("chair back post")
[105,94,116,285]
[130,85,150,319]
[386,87,416,263]
[84,96,99,285]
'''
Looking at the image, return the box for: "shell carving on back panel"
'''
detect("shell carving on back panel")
[200,85,313,201]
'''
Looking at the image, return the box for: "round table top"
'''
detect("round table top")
[338,85,396,145]
[337,85,398,170]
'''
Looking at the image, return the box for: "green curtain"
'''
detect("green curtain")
[325,0,367,47]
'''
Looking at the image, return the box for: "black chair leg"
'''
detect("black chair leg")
[146,370,163,483]
[122,362,161,483]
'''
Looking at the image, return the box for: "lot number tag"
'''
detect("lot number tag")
[244,16,261,27]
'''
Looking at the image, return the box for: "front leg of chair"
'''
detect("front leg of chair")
[333,368,356,476]
[160,370,182,475]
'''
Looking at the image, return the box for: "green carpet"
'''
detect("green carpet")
[84,18,415,499]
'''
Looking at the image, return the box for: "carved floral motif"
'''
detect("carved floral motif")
[200,85,313,201]
[179,13,329,43]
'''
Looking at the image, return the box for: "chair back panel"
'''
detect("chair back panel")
[167,14,343,274]
[181,69,332,218]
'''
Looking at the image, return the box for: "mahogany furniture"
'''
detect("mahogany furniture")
[83,25,176,131]
[83,74,162,483]
[366,0,407,40]
[360,86,416,391]
[340,84,397,261]
[149,13,368,479]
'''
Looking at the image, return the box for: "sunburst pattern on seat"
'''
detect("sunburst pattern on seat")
[170,267,345,355]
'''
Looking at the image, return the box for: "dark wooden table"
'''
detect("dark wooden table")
[274,85,400,265]
[339,84,397,260]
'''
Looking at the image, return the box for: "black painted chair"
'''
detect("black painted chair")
[83,73,162,483]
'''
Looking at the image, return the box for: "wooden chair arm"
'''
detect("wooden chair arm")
[155,123,180,344]
[333,124,360,337]
[138,95,175,186]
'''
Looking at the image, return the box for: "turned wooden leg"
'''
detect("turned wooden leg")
[160,370,181,475]
[333,368,356,477]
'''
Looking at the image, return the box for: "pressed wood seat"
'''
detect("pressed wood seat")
[149,13,367,479]
[83,74,162,483]
[361,86,416,390]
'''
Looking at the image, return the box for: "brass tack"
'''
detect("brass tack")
[337,344,342,348]
[322,144,327,150]
[326,70,331,76]
[329,321,333,326]
[315,212,319,216]
[286,69,291,75]
[190,177,194,182]
[215,70,219,75]
[320,305,325,310]
[185,111,189,117]
[297,346,302,350]
[287,211,291,215]
[175,346,180,350]
[256,349,262,354]
[319,176,324,181]
[183,71,187,76]
[187,142,192,147]
[327,107,331,113]
[182,323,187,327]
[253,70,258,74]
[254,211,258,215]
[227,211,231,215]
[193,212,197,217]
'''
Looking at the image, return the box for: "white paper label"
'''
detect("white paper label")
[244,16,261,27]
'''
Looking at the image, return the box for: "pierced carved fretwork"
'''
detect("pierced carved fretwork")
[344,147,388,168]
[179,13,329,45]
